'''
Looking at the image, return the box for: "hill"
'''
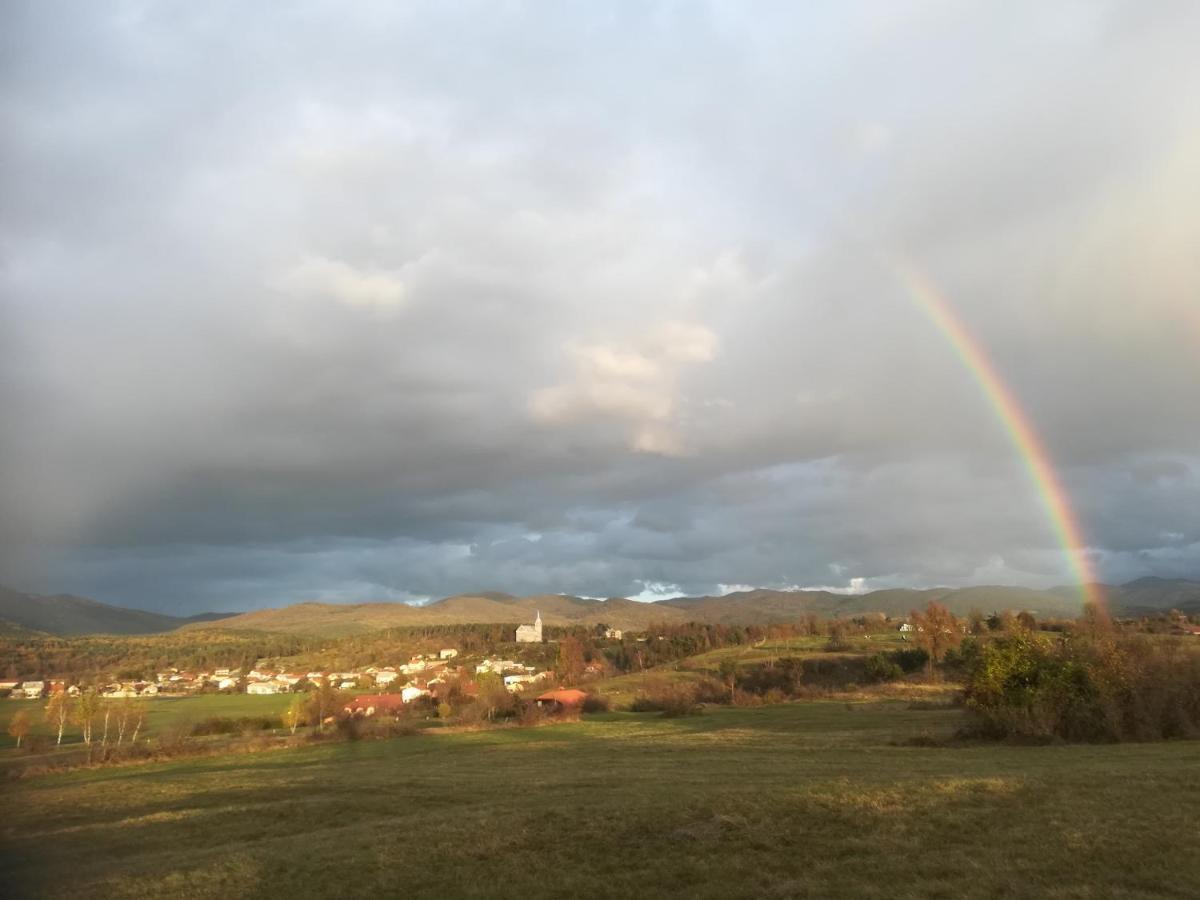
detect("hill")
[184,592,692,636]
[1105,577,1200,616]
[15,576,1198,638]
[182,584,1089,637]
[656,584,1085,624]
[0,586,235,636]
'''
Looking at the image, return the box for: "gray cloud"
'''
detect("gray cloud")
[2,1,1199,612]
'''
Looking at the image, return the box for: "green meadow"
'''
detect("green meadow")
[0,693,294,751]
[3,701,1199,899]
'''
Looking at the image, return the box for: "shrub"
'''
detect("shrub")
[581,692,611,714]
[190,716,276,737]
[864,653,903,682]
[631,682,701,717]
[964,631,1200,742]
[891,647,930,674]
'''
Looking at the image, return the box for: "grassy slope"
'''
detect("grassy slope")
[3,703,1199,899]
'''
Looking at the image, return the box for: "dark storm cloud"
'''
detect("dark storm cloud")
[2,1,1198,612]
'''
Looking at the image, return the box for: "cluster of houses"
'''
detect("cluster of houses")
[0,647,567,707]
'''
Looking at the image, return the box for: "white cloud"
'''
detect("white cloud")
[277,255,406,311]
[530,323,718,457]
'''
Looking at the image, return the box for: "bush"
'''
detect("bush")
[190,716,276,737]
[964,631,1200,742]
[891,648,930,673]
[581,692,611,714]
[864,653,903,682]
[631,682,701,717]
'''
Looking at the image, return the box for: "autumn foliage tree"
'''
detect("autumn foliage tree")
[283,695,306,735]
[8,709,32,748]
[556,636,586,686]
[909,601,962,676]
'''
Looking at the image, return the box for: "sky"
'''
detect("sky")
[2,1,1199,614]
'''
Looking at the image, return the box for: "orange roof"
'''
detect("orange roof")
[535,689,588,706]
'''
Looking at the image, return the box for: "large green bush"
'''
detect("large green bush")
[964,631,1200,742]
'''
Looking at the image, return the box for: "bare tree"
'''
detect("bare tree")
[45,691,74,746]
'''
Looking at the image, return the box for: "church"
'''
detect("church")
[515,610,543,643]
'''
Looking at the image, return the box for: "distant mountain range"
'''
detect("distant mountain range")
[0,586,236,636]
[3,577,1198,637]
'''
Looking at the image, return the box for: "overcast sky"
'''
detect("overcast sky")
[2,1,1198,613]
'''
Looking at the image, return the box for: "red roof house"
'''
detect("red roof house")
[535,689,588,710]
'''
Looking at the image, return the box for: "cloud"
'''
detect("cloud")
[1,2,1199,611]
[277,255,406,311]
[530,322,718,456]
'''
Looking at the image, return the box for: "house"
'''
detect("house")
[898,623,914,632]
[375,670,400,686]
[140,683,159,696]
[515,611,544,643]
[535,689,588,711]
[439,648,459,660]
[475,658,520,675]
[504,674,534,693]
[217,677,238,691]
[19,681,45,699]
[344,694,407,717]
[1172,624,1200,636]
[0,680,19,694]
[604,628,623,640]
[247,682,280,695]
[401,684,431,704]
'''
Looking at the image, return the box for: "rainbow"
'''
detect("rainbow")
[891,260,1103,608]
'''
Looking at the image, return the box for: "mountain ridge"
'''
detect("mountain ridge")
[5,577,1198,638]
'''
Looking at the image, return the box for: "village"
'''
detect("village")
[0,611,597,712]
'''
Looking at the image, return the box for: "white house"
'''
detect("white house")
[19,681,45,699]
[217,677,238,690]
[898,623,914,633]
[401,685,431,703]
[604,627,623,640]
[375,670,400,686]
[247,681,282,695]
[515,610,543,643]
[439,648,459,660]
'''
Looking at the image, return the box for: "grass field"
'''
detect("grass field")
[0,693,294,751]
[3,701,1199,899]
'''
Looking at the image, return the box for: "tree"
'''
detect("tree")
[8,709,31,748]
[967,609,987,635]
[476,672,511,721]
[306,679,342,732]
[717,658,738,704]
[909,602,962,677]
[45,691,74,746]
[556,637,586,686]
[1016,611,1037,632]
[283,695,306,735]
[75,689,102,746]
